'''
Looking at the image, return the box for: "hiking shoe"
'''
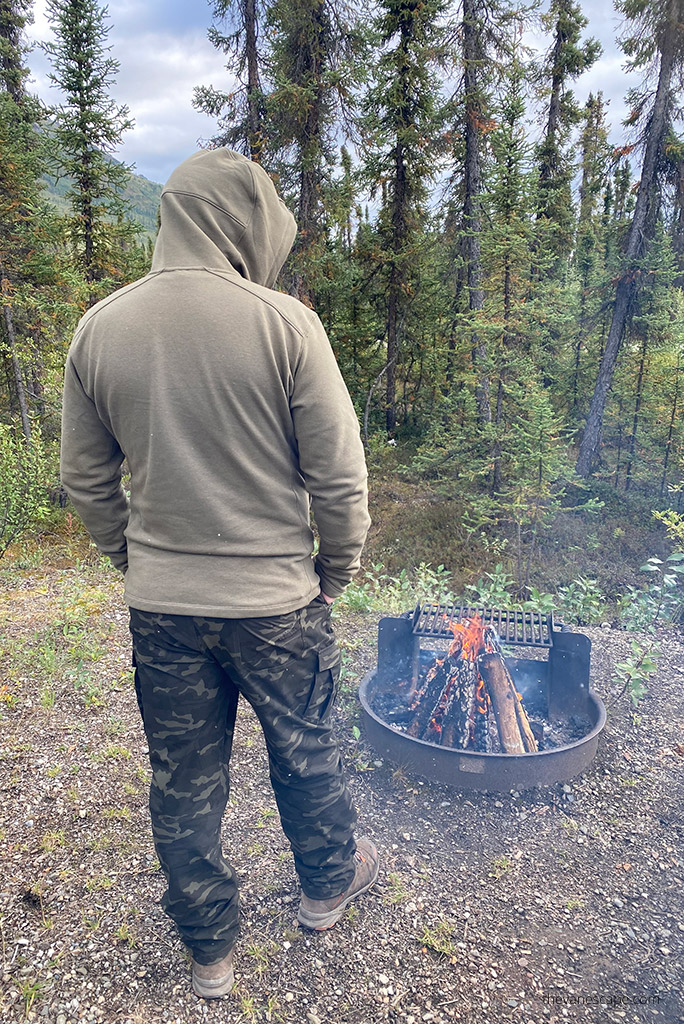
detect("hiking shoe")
[192,949,234,999]
[297,838,379,930]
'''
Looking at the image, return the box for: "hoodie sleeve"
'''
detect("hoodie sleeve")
[290,312,371,598]
[60,354,130,572]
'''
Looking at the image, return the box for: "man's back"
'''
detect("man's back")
[61,149,370,617]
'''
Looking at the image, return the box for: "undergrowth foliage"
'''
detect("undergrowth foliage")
[340,557,684,630]
[0,426,53,556]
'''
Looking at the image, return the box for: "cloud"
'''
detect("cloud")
[100,30,234,182]
[25,1,231,183]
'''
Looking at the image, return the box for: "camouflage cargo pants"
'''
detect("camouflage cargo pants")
[129,596,357,964]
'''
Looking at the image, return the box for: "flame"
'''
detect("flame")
[474,674,489,713]
[447,616,492,723]
[448,615,486,661]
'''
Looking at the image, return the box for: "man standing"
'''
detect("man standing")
[60,149,378,999]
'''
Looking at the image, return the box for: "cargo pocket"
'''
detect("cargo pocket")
[302,640,340,723]
[241,610,303,651]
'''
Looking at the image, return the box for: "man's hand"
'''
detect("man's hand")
[321,593,335,604]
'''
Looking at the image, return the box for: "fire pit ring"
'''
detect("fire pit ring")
[356,606,607,792]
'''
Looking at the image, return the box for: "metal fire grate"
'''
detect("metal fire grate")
[412,602,554,649]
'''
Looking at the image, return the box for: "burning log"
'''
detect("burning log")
[407,657,450,738]
[478,652,536,754]
[440,657,477,749]
[405,614,538,754]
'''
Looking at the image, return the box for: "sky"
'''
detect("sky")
[24,0,639,186]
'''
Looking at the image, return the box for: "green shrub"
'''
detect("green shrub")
[0,424,53,556]
[617,553,684,630]
[464,563,515,606]
[339,561,455,615]
[555,576,605,625]
[614,641,661,706]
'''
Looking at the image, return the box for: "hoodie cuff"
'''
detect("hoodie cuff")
[314,562,348,601]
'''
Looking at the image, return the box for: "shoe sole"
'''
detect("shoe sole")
[192,964,235,999]
[297,862,380,930]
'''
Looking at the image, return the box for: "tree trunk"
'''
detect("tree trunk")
[291,3,326,306]
[492,257,512,493]
[536,4,565,203]
[625,334,647,491]
[462,0,490,425]
[0,262,32,442]
[386,265,400,436]
[575,2,679,476]
[660,352,680,495]
[244,0,263,162]
[614,398,623,489]
[571,259,590,415]
[386,131,408,436]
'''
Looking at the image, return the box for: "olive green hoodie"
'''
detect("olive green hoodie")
[60,149,370,616]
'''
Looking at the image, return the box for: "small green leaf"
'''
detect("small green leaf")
[352,725,361,741]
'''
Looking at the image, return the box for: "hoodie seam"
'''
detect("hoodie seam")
[203,268,308,341]
[71,273,165,345]
[162,189,247,230]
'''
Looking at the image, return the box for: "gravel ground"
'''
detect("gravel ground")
[0,560,682,1024]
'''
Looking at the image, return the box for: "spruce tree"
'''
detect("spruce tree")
[460,0,492,425]
[267,0,364,305]
[485,55,534,491]
[570,92,610,415]
[362,0,447,436]
[43,0,134,294]
[193,0,268,161]
[534,0,600,271]
[447,0,523,428]
[576,0,684,476]
[0,0,53,440]
[0,0,31,102]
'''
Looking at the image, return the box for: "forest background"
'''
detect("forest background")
[3,0,684,650]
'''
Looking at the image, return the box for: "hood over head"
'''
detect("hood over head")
[151,149,297,289]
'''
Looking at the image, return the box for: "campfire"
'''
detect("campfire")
[359,601,606,790]
[406,616,538,755]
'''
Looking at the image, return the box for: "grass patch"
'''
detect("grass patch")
[419,920,456,957]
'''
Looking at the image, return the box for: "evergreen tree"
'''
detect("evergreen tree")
[43,0,135,295]
[1,94,39,439]
[609,226,681,491]
[570,92,610,415]
[485,55,535,491]
[446,0,525,428]
[661,130,684,283]
[193,0,268,161]
[362,0,447,436]
[576,0,684,476]
[267,0,364,305]
[534,0,600,270]
[459,0,492,425]
[0,0,31,102]
[0,0,56,441]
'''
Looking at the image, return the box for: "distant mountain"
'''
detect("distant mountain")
[42,165,162,239]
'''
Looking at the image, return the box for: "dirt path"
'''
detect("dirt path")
[0,560,682,1023]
